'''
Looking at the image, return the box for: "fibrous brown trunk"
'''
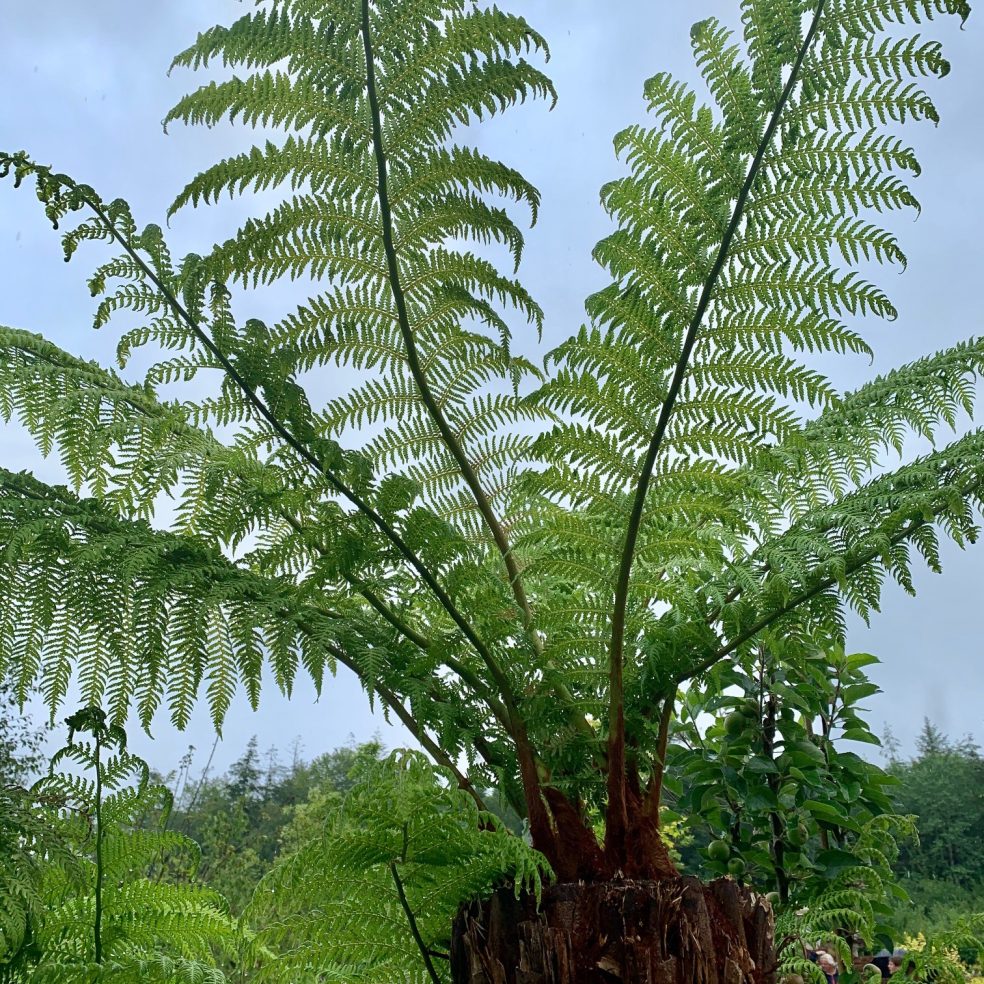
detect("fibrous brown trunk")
[451,877,775,984]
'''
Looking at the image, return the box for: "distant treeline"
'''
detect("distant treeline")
[3,682,982,928]
[885,720,984,933]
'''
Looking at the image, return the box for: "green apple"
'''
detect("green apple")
[707,839,731,862]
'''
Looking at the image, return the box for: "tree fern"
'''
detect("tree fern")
[0,0,980,938]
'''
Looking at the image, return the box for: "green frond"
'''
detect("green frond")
[750,337,984,516]
[169,4,325,73]
[169,136,376,217]
[654,427,984,689]
[161,0,553,551]
[691,18,761,153]
[532,0,965,657]
[1,720,242,983]
[390,145,541,225]
[250,750,550,984]
[211,193,387,288]
[0,468,314,728]
[165,71,367,140]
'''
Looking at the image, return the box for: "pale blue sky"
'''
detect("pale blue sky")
[1,2,982,775]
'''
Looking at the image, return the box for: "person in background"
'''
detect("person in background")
[889,950,916,977]
[871,949,892,979]
[818,951,839,984]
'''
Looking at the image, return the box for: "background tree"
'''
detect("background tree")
[892,722,984,889]
[0,676,48,786]
[160,737,385,913]
[0,0,980,980]
[888,723,984,941]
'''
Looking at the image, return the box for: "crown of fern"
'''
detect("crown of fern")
[0,0,980,824]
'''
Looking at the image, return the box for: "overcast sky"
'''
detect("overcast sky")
[1,2,981,776]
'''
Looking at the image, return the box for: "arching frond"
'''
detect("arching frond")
[249,751,549,984]
[163,0,553,547]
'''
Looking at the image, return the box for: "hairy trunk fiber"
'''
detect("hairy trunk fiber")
[450,877,775,984]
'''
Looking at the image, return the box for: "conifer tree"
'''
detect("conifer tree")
[0,0,980,980]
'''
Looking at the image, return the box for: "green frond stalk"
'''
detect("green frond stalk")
[605,1,830,867]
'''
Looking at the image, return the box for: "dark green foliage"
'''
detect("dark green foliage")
[162,738,385,914]
[892,877,984,944]
[0,782,76,980]
[673,646,901,909]
[887,723,984,939]
[892,722,984,889]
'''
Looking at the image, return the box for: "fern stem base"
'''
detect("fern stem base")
[451,878,774,984]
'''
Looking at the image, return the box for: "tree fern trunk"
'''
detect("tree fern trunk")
[451,878,775,984]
